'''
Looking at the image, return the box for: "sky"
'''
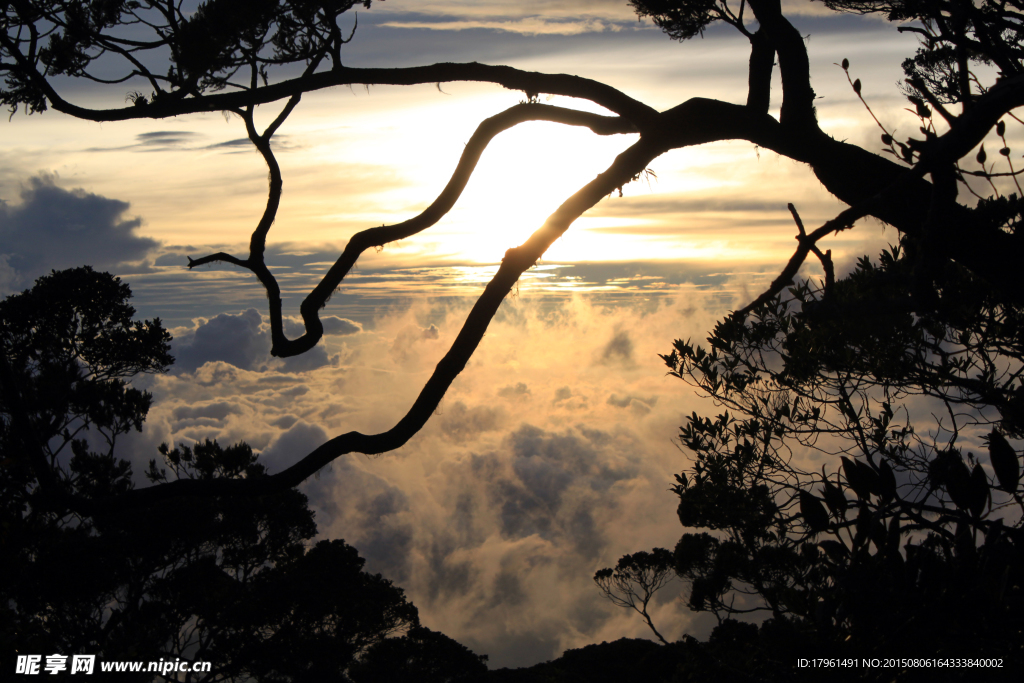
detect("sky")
[0,0,966,670]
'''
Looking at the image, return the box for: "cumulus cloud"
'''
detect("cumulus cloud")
[260,421,330,472]
[171,308,336,374]
[0,174,157,293]
[173,309,269,373]
[322,315,362,335]
[127,284,740,668]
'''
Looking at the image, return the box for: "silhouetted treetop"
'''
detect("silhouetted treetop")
[629,0,729,41]
[1,0,372,114]
[2,270,429,680]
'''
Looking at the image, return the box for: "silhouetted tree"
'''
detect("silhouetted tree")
[348,626,489,683]
[0,269,422,680]
[5,1,1024,510]
[653,247,1024,677]
[593,548,675,645]
[588,2,1024,678]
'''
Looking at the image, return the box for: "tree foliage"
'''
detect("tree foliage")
[657,250,1023,669]
[0,270,428,681]
[0,1,372,114]
[585,1,1024,677]
[593,549,676,646]
[0,266,172,509]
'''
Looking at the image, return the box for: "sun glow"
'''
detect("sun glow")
[430,117,638,264]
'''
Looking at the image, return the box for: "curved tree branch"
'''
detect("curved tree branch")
[12,2,1024,517]
[36,62,659,126]
[95,137,664,510]
[192,102,636,358]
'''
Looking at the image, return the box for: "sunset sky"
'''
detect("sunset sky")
[0,0,963,669]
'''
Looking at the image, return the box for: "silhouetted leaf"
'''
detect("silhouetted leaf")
[842,457,879,500]
[988,430,1020,492]
[878,460,897,503]
[943,455,973,512]
[820,479,848,518]
[799,491,830,533]
[818,540,848,563]
[968,463,989,518]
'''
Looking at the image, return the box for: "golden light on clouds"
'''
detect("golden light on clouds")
[0,2,970,670]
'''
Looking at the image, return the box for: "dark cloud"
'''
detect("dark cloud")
[259,421,328,473]
[279,344,334,373]
[282,314,361,338]
[170,402,243,429]
[172,309,271,373]
[172,308,334,374]
[172,402,241,422]
[492,567,528,607]
[425,534,477,601]
[85,131,297,154]
[322,316,362,335]
[0,174,157,292]
[483,425,638,558]
[592,196,786,218]
[598,328,634,367]
[440,402,507,443]
[203,138,252,150]
[203,135,298,152]
[498,382,531,399]
[607,394,657,414]
[134,130,203,150]
[305,456,416,583]
[271,415,299,430]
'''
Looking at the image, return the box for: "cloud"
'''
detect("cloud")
[440,401,508,443]
[172,308,335,374]
[498,382,531,399]
[371,0,838,38]
[173,308,271,373]
[379,17,624,36]
[0,174,157,293]
[134,130,203,150]
[127,274,772,669]
[260,421,330,472]
[598,328,635,367]
[373,1,639,36]
[322,316,362,335]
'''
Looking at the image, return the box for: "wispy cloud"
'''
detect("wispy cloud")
[378,18,626,36]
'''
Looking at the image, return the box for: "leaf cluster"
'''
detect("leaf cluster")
[0,0,371,114]
[0,268,426,681]
[629,0,755,40]
[653,247,1024,668]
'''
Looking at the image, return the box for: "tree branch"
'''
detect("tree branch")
[199,103,636,359]
[89,137,663,510]
[39,62,659,127]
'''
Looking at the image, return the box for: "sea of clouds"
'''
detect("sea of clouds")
[121,283,735,668]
